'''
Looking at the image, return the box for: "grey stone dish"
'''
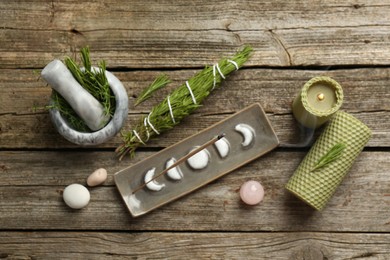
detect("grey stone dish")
[114,103,279,217]
[45,62,128,146]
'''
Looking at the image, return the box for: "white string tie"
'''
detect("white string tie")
[147,112,160,135]
[143,117,150,140]
[133,130,146,145]
[185,81,197,104]
[215,63,225,79]
[227,59,239,70]
[167,95,176,123]
[212,64,216,90]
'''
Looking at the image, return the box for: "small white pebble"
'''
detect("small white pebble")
[63,184,90,209]
[187,148,210,170]
[235,123,255,147]
[128,194,141,209]
[87,168,108,187]
[214,137,230,158]
[144,167,165,191]
[166,158,183,181]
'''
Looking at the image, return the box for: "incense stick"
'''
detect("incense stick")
[132,133,225,194]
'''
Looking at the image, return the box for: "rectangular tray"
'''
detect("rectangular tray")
[114,103,279,217]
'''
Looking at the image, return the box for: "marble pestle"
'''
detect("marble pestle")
[41,59,110,131]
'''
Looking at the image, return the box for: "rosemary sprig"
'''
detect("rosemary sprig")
[312,143,346,171]
[51,47,115,132]
[135,74,171,106]
[116,45,253,160]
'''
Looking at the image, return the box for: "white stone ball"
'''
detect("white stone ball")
[63,184,90,209]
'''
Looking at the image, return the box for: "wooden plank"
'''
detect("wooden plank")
[4,27,390,68]
[1,112,388,149]
[1,1,390,68]
[3,67,390,115]
[1,68,389,149]
[0,231,389,259]
[0,0,389,30]
[0,151,388,231]
[2,1,390,31]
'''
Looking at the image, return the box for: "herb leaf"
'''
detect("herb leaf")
[135,74,171,106]
[312,143,346,171]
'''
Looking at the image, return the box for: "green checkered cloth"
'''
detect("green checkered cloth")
[286,111,371,210]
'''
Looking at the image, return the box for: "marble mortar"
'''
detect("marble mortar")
[42,60,129,145]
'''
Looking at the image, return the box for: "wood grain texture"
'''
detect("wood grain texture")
[1,1,390,258]
[0,151,388,232]
[1,1,390,68]
[0,68,389,149]
[0,232,389,259]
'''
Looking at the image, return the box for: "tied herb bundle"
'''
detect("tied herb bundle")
[51,47,115,132]
[116,46,253,160]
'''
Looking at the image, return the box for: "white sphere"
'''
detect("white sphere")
[63,184,90,209]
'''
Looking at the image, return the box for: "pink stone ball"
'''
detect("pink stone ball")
[240,180,264,205]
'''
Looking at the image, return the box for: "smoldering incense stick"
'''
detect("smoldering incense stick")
[132,133,226,194]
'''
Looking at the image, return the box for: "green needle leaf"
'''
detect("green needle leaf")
[312,143,346,171]
[135,74,171,106]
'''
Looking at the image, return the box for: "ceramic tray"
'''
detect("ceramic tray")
[114,103,279,217]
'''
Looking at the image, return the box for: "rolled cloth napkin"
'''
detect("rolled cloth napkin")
[285,111,371,210]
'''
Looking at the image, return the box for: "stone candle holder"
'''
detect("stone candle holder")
[42,60,128,146]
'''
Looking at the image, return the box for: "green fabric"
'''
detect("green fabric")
[285,111,371,210]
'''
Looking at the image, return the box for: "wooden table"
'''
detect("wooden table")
[1,1,389,259]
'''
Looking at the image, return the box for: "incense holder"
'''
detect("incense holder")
[43,61,129,146]
[114,103,279,217]
[285,111,371,210]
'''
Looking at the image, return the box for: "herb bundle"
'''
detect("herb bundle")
[116,46,253,160]
[51,47,115,132]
